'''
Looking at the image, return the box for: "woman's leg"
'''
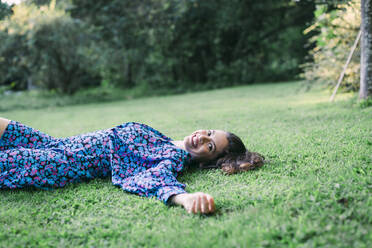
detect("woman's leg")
[0,119,57,151]
[0,118,10,139]
[0,147,83,189]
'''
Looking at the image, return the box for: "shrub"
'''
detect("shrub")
[0,2,101,94]
[302,0,361,92]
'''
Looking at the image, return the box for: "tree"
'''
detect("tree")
[360,0,372,99]
[69,0,183,88]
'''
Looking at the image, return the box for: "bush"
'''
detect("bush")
[0,2,101,94]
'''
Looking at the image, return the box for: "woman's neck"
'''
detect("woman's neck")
[171,140,186,151]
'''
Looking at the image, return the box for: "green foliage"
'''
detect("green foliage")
[0,2,101,94]
[302,0,361,92]
[1,0,315,95]
[170,0,315,85]
[0,31,29,90]
[0,1,12,20]
[359,98,372,108]
[70,0,188,88]
[0,82,371,247]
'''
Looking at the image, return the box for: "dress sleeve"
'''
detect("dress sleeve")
[112,159,187,205]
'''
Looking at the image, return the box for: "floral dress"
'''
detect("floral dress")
[0,121,191,204]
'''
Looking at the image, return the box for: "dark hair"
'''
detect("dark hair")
[200,132,265,174]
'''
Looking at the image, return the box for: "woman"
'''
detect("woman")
[0,117,264,214]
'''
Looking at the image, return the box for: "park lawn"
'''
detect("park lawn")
[0,81,371,248]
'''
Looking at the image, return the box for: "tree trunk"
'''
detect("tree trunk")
[360,0,372,99]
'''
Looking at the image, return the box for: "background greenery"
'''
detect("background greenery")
[1,0,315,95]
[2,0,369,98]
[0,82,371,247]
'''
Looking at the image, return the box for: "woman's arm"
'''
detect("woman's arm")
[0,118,10,139]
[170,192,215,214]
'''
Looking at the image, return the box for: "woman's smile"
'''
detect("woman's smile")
[191,134,198,148]
[191,133,204,148]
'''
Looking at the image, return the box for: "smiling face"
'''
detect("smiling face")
[183,129,229,162]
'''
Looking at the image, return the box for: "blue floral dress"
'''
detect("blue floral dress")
[0,121,191,204]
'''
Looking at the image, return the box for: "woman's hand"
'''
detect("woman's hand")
[171,192,215,214]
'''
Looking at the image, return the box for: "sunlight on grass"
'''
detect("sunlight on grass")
[291,91,355,106]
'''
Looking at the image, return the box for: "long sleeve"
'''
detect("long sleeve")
[112,159,187,205]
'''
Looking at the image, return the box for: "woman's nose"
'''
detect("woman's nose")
[199,134,210,144]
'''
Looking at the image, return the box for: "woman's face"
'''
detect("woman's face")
[183,130,229,162]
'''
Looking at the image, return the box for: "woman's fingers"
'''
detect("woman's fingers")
[199,194,213,214]
[196,195,202,213]
[191,198,196,214]
[186,192,215,214]
[201,195,207,213]
[202,194,213,214]
[208,195,215,212]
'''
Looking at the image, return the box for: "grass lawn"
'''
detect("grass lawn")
[0,81,371,247]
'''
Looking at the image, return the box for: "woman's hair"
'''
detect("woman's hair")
[200,132,265,174]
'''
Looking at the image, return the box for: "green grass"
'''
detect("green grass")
[0,81,371,248]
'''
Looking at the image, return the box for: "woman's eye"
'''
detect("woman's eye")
[208,143,213,151]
